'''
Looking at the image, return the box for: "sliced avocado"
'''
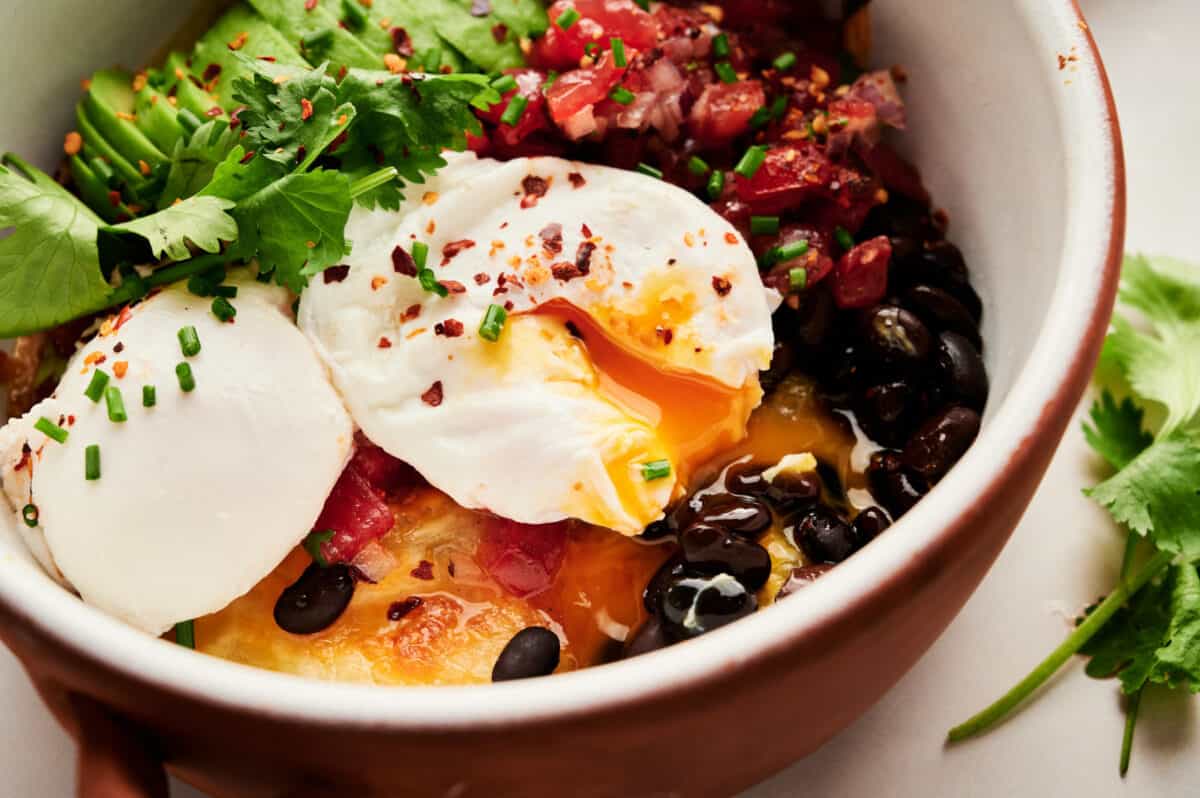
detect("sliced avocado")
[74,102,146,188]
[422,0,524,72]
[83,69,169,170]
[486,0,549,39]
[133,87,186,153]
[161,52,226,119]
[69,155,129,223]
[244,0,382,71]
[360,0,464,72]
[192,3,308,107]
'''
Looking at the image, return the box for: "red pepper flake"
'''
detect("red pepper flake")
[295,144,307,163]
[421,381,443,406]
[520,175,549,209]
[387,596,423,620]
[114,306,133,331]
[473,272,491,285]
[574,241,596,274]
[257,55,277,62]
[538,223,564,255]
[438,280,467,295]
[504,300,515,312]
[712,275,732,296]
[551,261,583,281]
[440,239,476,265]
[580,223,593,238]
[63,132,83,156]
[305,0,318,9]
[202,63,222,82]
[14,443,31,472]
[300,98,314,121]
[113,342,125,354]
[402,304,422,321]
[724,232,739,245]
[657,326,674,345]
[328,130,349,153]
[83,351,107,367]
[239,150,257,164]
[390,27,414,56]
[568,172,586,189]
[323,264,351,283]
[227,31,249,51]
[391,245,417,276]
[113,361,129,379]
[410,560,435,580]
[378,336,393,349]
[371,275,388,291]
[107,190,122,207]
[434,319,464,337]
[491,22,509,43]
[337,65,348,82]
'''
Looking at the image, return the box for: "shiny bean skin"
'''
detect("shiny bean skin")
[934,332,989,411]
[792,506,860,564]
[492,627,561,681]
[273,564,356,635]
[904,284,983,351]
[902,406,982,483]
[680,524,772,590]
[867,450,927,519]
[861,306,933,369]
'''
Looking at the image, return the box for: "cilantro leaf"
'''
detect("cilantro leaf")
[101,196,237,264]
[230,168,352,292]
[1083,391,1153,471]
[157,121,240,208]
[0,154,110,337]
[1102,254,1200,436]
[1082,564,1200,695]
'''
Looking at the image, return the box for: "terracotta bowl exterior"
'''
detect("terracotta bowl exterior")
[0,1,1123,796]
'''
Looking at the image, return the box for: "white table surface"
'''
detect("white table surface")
[2,1,1195,795]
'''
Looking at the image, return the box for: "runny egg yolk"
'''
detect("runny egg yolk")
[529,299,762,532]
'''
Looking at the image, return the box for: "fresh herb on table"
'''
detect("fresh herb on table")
[949,254,1200,776]
[0,56,491,338]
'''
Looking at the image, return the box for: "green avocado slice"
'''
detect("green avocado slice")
[160,52,226,119]
[83,69,169,170]
[360,0,465,72]
[69,155,131,223]
[244,0,382,71]
[133,87,186,153]
[74,102,146,188]
[192,3,308,107]
[422,0,525,72]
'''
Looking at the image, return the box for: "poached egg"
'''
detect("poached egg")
[300,153,774,535]
[0,278,353,634]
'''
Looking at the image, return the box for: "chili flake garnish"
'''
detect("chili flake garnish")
[391,245,417,276]
[63,132,83,156]
[371,275,389,291]
[323,264,351,283]
[421,381,444,407]
[520,175,549,209]
[227,31,249,51]
[410,560,435,580]
[402,304,422,321]
[113,361,129,379]
[473,272,491,285]
[441,239,476,265]
[567,172,586,189]
[434,319,464,337]
[539,223,564,254]
[438,280,467,294]
[387,596,423,621]
[300,98,314,121]
[712,276,732,296]
[378,336,393,349]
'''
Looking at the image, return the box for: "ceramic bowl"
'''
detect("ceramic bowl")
[0,1,1123,796]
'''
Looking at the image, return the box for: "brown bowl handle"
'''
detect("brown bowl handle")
[71,694,168,798]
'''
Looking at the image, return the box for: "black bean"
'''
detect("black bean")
[891,244,982,322]
[492,627,561,682]
[659,573,758,641]
[273,564,356,635]
[934,332,989,411]
[791,506,860,564]
[725,462,770,497]
[867,450,927,518]
[921,240,969,281]
[680,524,772,590]
[860,306,932,369]
[775,563,834,600]
[820,340,867,404]
[902,406,982,483]
[852,506,892,544]
[644,556,704,613]
[789,287,838,353]
[694,493,774,538]
[904,285,983,351]
[640,515,678,542]
[623,617,671,658]
[766,469,822,513]
[855,380,921,448]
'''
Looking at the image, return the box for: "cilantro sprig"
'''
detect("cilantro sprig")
[0,57,490,337]
[949,255,1200,776]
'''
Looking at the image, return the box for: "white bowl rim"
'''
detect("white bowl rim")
[0,0,1123,732]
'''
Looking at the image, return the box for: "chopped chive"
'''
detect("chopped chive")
[104,386,127,423]
[303,529,334,567]
[712,33,730,59]
[750,215,780,236]
[174,620,195,649]
[177,325,201,358]
[419,268,449,297]
[491,73,518,94]
[611,37,627,67]
[177,108,202,135]
[499,95,528,127]
[789,267,808,290]
[342,0,367,31]
[213,285,238,299]
[773,51,798,72]
[734,145,768,179]
[301,28,334,52]
[770,95,788,119]
[556,6,580,29]
[610,86,636,105]
[687,156,711,177]
[479,304,509,342]
[706,169,725,200]
[142,385,157,407]
[542,71,559,90]
[21,504,38,528]
[212,296,237,322]
[84,369,110,403]
[636,162,663,179]
[749,106,772,129]
[584,42,599,57]
[835,226,856,251]
[84,445,101,481]
[642,459,671,481]
[176,362,196,393]
[714,61,738,84]
[187,274,214,297]
[762,239,809,267]
[412,240,429,270]
[34,417,68,444]
[633,0,649,8]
